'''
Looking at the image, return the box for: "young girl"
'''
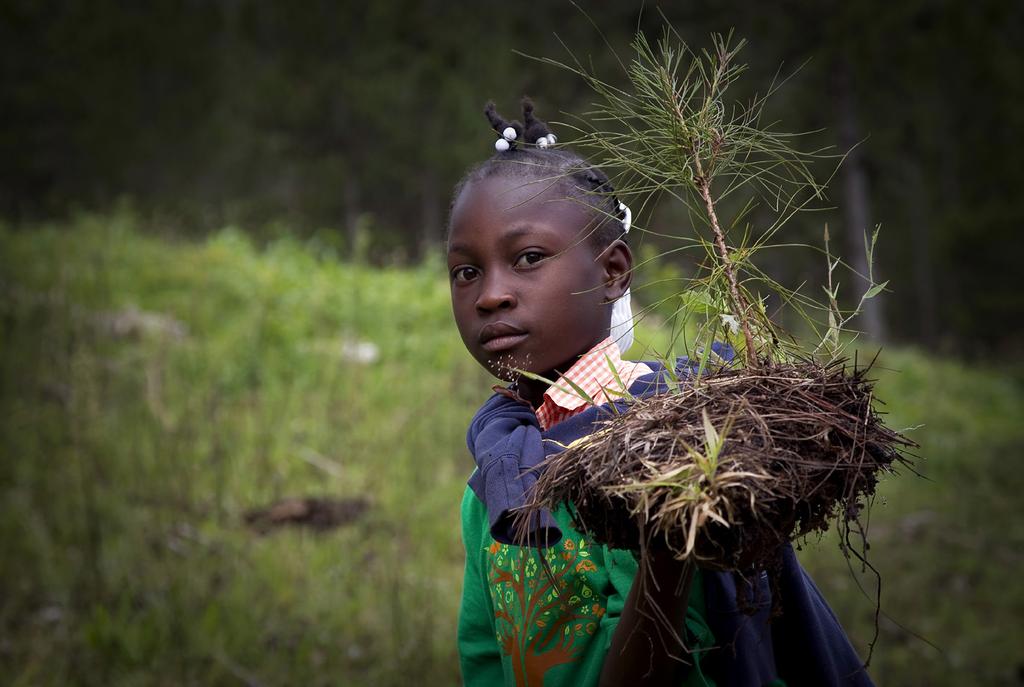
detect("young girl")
[448,99,872,687]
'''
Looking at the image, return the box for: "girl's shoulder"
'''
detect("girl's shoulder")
[629,341,738,394]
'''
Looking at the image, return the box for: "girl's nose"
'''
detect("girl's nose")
[475,275,518,313]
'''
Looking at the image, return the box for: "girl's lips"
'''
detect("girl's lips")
[481,333,529,353]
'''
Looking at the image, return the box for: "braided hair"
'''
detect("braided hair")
[449,98,628,251]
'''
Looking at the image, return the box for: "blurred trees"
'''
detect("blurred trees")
[1,0,1021,355]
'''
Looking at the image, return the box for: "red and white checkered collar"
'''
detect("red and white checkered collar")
[534,337,652,431]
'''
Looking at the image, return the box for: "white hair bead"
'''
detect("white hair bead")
[547,133,557,144]
[537,136,550,149]
[494,138,510,152]
[618,202,632,233]
[502,126,517,141]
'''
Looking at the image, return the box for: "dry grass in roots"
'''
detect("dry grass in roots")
[523,359,916,579]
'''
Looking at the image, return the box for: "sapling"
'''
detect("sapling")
[519,28,915,656]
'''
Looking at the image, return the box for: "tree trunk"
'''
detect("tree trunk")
[344,179,361,256]
[833,56,886,343]
[903,157,937,348]
[420,171,442,257]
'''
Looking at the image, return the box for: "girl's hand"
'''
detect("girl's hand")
[599,547,696,687]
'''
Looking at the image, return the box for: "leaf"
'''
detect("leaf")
[702,408,720,456]
[518,369,593,404]
[863,280,889,300]
[560,375,597,407]
[679,288,719,316]
[654,351,680,386]
[599,384,632,401]
[603,353,627,395]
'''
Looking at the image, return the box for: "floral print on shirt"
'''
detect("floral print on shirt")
[487,535,607,686]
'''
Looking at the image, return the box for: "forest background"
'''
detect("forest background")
[1,1,1022,685]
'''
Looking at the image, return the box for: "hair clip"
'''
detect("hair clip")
[487,99,557,152]
[618,201,631,233]
[495,126,518,152]
[485,102,523,152]
[611,200,634,353]
[536,133,557,149]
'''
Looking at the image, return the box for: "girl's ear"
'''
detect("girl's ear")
[600,239,633,301]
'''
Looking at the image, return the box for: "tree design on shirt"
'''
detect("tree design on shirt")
[489,536,606,685]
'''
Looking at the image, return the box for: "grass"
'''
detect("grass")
[1,214,1022,685]
[795,348,1024,685]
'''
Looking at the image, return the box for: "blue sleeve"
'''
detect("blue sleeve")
[770,545,875,686]
[702,545,875,687]
[466,393,561,546]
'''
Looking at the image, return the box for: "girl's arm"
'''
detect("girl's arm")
[600,548,697,687]
[457,489,505,685]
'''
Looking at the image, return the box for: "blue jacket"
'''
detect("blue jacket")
[467,352,875,686]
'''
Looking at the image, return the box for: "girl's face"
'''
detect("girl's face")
[447,175,631,387]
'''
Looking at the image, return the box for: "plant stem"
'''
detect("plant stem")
[660,62,758,367]
[693,160,758,368]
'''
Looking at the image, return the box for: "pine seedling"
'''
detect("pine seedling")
[529,29,886,364]
[522,29,916,654]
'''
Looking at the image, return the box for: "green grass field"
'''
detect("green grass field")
[2,215,1022,686]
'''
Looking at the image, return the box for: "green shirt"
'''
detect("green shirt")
[457,486,716,687]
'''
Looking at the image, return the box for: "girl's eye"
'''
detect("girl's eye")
[451,266,479,283]
[514,252,545,268]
